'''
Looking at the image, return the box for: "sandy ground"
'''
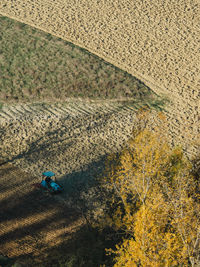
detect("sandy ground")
[0,100,142,265]
[0,101,141,178]
[0,0,199,157]
[0,100,199,264]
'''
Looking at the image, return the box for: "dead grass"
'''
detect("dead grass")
[0,1,199,157]
[0,1,199,100]
[0,15,156,104]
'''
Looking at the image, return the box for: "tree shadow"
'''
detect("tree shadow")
[32,224,117,267]
[0,153,113,266]
[58,154,107,195]
[1,109,118,167]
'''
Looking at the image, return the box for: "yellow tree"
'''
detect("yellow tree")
[110,146,200,267]
[110,188,187,267]
[101,111,171,232]
[163,147,200,267]
[100,111,200,266]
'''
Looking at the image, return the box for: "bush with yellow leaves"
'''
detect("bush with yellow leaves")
[99,111,200,266]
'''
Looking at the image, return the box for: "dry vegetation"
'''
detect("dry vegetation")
[0,1,199,265]
[0,102,155,266]
[0,0,199,157]
[0,15,157,104]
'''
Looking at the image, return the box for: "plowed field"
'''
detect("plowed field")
[0,161,85,266]
[0,100,198,265]
[0,0,199,157]
[0,100,148,265]
[0,101,145,177]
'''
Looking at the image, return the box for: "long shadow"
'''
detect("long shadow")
[1,96,168,168]
[0,154,111,266]
[58,154,107,194]
[0,155,106,224]
[1,108,118,166]
[31,224,117,267]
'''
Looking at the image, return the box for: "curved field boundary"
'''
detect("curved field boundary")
[0,1,199,158]
[0,15,159,104]
[0,1,199,101]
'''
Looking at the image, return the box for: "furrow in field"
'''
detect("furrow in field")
[62,104,90,117]
[57,106,80,118]
[0,110,15,120]
[48,106,69,117]
[0,112,11,121]
[0,102,139,179]
[9,106,25,117]
[20,105,35,115]
[70,104,92,116]
[1,0,199,158]
[76,103,98,116]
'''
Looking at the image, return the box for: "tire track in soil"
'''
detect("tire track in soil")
[0,100,145,265]
[0,100,198,264]
[0,100,140,176]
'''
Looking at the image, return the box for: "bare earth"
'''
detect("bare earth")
[0,100,198,265]
[0,1,199,264]
[0,162,84,266]
[0,100,142,177]
[0,100,147,265]
[0,0,199,156]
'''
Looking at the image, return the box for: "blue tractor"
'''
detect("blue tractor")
[41,171,63,194]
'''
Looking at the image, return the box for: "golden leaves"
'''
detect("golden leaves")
[99,111,200,266]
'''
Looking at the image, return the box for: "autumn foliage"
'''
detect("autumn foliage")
[99,111,200,266]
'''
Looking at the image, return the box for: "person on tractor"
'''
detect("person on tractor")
[45,176,52,189]
[41,171,62,193]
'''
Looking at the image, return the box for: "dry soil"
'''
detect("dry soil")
[0,100,145,265]
[0,0,199,156]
